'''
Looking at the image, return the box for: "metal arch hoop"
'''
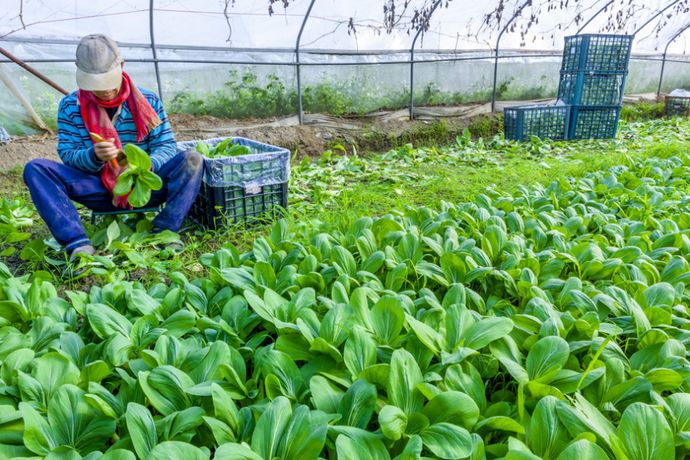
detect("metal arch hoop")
[491,0,533,113]
[150,0,163,101]
[296,0,317,125]
[632,0,683,36]
[657,21,690,98]
[409,0,443,120]
[576,0,615,34]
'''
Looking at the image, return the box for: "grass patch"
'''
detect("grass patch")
[352,114,503,154]
[288,118,690,234]
[309,143,687,233]
[620,101,665,121]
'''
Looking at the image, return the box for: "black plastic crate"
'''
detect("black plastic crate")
[176,136,290,229]
[190,181,288,228]
[561,34,632,73]
[665,96,690,117]
[177,137,290,187]
[558,71,626,106]
[504,105,570,141]
[568,105,621,140]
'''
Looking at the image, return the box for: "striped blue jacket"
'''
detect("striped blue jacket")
[57,88,177,173]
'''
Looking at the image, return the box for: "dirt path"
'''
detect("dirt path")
[0,95,656,171]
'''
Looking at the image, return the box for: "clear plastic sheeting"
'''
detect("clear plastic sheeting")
[2,1,690,53]
[634,6,690,53]
[0,125,9,143]
[1,0,690,134]
[176,137,290,190]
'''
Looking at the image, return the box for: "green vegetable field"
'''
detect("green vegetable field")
[2,116,690,459]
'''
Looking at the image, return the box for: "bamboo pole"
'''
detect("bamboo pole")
[0,64,52,133]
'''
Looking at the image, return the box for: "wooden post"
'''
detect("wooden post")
[0,47,69,95]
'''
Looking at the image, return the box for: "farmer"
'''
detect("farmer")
[23,34,203,260]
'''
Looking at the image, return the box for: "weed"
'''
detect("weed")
[620,101,665,121]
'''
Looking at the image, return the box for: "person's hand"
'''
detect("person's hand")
[116,150,128,168]
[94,138,118,163]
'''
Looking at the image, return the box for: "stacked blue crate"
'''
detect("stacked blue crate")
[504,34,632,142]
[558,34,632,139]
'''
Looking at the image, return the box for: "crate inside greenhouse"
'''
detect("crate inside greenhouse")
[665,91,690,117]
[2,1,690,459]
[504,33,632,141]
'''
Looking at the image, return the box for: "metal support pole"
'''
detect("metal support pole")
[634,0,683,102]
[296,0,317,125]
[149,0,163,102]
[409,42,416,120]
[1,52,612,67]
[491,0,532,112]
[657,54,668,100]
[657,22,690,99]
[576,0,614,34]
[409,0,443,120]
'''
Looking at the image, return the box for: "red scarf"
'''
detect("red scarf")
[78,71,161,208]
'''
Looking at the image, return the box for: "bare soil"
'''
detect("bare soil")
[0,94,656,171]
[0,103,499,171]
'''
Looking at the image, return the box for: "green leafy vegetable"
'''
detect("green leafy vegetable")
[114,144,163,207]
[4,118,690,459]
[196,139,251,158]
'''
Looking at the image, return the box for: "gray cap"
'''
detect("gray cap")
[75,34,123,91]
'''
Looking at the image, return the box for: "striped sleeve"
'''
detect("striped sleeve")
[145,92,177,172]
[56,95,103,173]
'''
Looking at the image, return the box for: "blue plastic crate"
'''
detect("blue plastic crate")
[176,136,290,228]
[561,34,632,73]
[504,105,570,142]
[558,71,627,106]
[568,105,621,140]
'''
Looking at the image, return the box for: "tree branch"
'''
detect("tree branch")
[223,0,234,43]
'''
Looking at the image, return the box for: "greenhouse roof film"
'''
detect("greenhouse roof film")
[1,0,689,134]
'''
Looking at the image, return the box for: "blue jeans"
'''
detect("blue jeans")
[23,150,203,252]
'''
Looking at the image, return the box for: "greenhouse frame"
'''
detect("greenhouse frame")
[2,0,690,133]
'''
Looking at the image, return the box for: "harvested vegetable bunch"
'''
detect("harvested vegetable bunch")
[196,139,251,158]
[113,144,163,207]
